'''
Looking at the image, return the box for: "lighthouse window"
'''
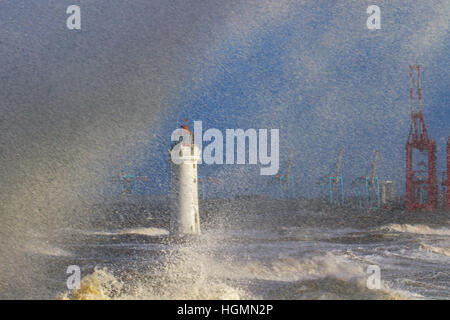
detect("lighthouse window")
[193,164,196,168]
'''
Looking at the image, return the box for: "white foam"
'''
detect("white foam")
[65,227,169,237]
[381,224,450,236]
[419,244,450,257]
[22,242,73,257]
[239,253,364,282]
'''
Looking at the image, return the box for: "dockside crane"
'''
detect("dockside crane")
[329,150,344,205]
[445,137,450,209]
[447,137,450,209]
[352,150,381,209]
[281,149,295,198]
[198,175,219,200]
[405,65,438,211]
[317,150,344,205]
[268,149,295,199]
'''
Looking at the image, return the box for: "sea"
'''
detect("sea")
[2,198,449,300]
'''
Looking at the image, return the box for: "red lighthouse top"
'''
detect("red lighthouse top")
[180,118,192,135]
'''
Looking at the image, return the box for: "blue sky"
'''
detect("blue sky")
[151,0,450,197]
[0,0,448,202]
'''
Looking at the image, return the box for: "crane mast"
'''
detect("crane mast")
[370,150,380,183]
[405,65,438,211]
[447,137,450,209]
[335,149,344,178]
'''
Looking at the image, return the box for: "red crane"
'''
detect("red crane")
[405,65,438,211]
[447,137,450,209]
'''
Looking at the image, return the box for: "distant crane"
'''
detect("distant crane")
[441,171,447,209]
[109,172,150,195]
[268,149,295,198]
[447,137,450,209]
[445,137,450,209]
[281,149,295,198]
[352,150,381,209]
[318,150,344,205]
[405,65,438,211]
[198,175,219,200]
[329,149,345,205]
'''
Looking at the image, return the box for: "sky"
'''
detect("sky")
[1,0,449,298]
[0,0,449,206]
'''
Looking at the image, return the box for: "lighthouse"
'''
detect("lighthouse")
[169,123,201,235]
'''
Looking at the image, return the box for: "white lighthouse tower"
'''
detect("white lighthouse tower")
[169,123,201,236]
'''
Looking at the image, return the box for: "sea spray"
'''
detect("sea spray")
[59,232,252,300]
